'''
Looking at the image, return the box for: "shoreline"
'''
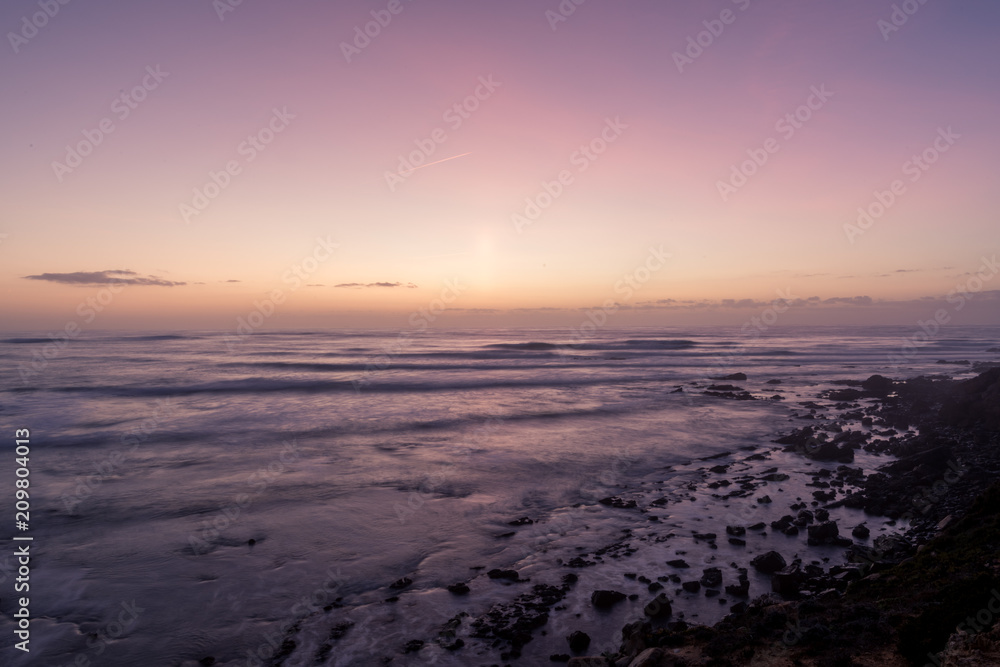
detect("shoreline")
[571,367,1000,667]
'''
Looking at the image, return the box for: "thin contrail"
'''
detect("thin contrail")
[401,152,472,175]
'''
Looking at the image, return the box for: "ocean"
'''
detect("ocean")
[1,326,997,666]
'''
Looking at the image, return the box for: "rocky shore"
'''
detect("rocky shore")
[567,368,1000,667]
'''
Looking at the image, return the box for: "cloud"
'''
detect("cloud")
[822,296,873,306]
[334,281,417,288]
[22,270,185,287]
[224,279,241,283]
[306,283,325,287]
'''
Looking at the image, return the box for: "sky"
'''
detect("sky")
[1,0,998,331]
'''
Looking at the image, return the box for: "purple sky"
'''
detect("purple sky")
[2,0,999,330]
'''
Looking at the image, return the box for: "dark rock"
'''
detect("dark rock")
[567,630,590,652]
[880,444,953,476]
[550,655,571,663]
[644,593,673,618]
[775,426,816,447]
[852,524,870,539]
[725,579,749,597]
[729,538,746,546]
[766,379,782,384]
[814,508,830,522]
[873,534,913,559]
[807,521,839,544]
[389,577,412,590]
[508,517,534,526]
[682,580,701,593]
[810,441,856,463]
[598,496,638,509]
[487,569,521,581]
[447,583,470,595]
[771,563,803,597]
[693,532,717,541]
[402,639,424,653]
[751,551,787,574]
[726,525,746,536]
[771,515,795,531]
[700,567,723,588]
[441,637,464,651]
[749,522,766,531]
[862,374,895,395]
[666,559,689,568]
[783,526,799,536]
[709,464,730,473]
[716,372,748,381]
[590,589,627,608]
[826,388,866,401]
[762,472,790,482]
[757,495,772,504]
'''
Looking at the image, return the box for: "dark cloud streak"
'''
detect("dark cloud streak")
[22,270,185,287]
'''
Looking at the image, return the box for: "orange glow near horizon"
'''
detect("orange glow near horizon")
[1,1,998,330]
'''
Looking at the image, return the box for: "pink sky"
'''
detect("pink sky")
[1,0,998,330]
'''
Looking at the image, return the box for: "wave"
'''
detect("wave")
[1,334,196,344]
[486,342,565,351]
[484,339,699,352]
[37,374,671,397]
[218,360,652,372]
